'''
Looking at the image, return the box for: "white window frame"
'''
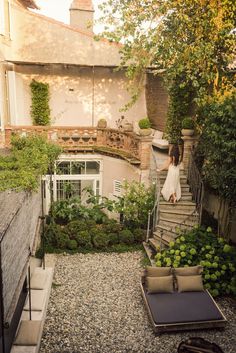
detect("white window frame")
[0,0,5,35]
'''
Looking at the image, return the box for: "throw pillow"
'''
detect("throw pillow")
[146,275,174,294]
[177,275,204,292]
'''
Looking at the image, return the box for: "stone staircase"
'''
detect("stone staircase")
[149,169,199,252]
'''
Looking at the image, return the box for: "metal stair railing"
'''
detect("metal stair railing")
[146,148,161,242]
[187,149,204,224]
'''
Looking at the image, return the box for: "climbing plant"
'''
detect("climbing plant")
[0,135,61,191]
[30,79,51,125]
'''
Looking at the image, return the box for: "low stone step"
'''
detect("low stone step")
[149,237,168,252]
[142,242,156,265]
[159,201,196,212]
[159,209,195,220]
[159,218,197,231]
[155,225,178,240]
[153,230,175,245]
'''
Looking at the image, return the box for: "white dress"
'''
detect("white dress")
[161,164,181,201]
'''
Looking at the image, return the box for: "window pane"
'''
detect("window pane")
[56,180,81,200]
[56,162,70,175]
[86,161,100,174]
[71,161,85,174]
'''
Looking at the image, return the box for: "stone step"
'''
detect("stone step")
[149,237,168,252]
[153,230,175,245]
[160,194,193,202]
[155,225,178,240]
[159,209,195,221]
[159,201,196,212]
[142,242,156,266]
[158,218,197,231]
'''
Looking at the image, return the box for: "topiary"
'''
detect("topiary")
[182,117,195,129]
[119,229,134,245]
[65,220,87,239]
[67,239,78,250]
[138,117,151,129]
[108,232,119,245]
[57,232,70,249]
[133,228,145,243]
[93,231,110,249]
[76,230,93,249]
[155,226,236,297]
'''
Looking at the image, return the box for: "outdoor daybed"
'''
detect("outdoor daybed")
[141,266,227,334]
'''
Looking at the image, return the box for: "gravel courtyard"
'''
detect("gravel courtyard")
[40,252,236,353]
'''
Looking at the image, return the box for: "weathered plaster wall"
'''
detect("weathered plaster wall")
[0,190,41,323]
[14,69,147,128]
[102,155,140,199]
[8,3,121,66]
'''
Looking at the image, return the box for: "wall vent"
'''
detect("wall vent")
[113,180,122,195]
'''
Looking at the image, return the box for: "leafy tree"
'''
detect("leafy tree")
[0,135,61,191]
[198,90,236,206]
[113,181,155,228]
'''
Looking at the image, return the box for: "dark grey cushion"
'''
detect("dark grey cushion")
[144,288,224,324]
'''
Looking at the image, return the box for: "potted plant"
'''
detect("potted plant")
[181,117,195,136]
[138,117,152,136]
[97,118,107,128]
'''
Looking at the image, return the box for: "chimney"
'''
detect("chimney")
[69,0,94,33]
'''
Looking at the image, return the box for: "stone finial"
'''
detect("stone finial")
[69,0,94,32]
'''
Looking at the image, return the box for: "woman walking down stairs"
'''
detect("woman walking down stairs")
[148,169,198,252]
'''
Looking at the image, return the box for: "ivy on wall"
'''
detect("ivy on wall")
[30,79,51,126]
[0,135,61,191]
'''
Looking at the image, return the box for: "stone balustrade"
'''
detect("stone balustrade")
[4,126,153,169]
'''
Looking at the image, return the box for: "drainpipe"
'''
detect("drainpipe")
[92,66,95,126]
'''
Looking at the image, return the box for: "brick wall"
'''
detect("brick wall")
[145,73,169,131]
[0,190,41,323]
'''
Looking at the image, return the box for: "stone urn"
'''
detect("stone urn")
[181,128,194,136]
[139,128,152,136]
[97,119,107,128]
[123,122,133,132]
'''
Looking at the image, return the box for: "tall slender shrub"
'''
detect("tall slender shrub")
[30,79,51,125]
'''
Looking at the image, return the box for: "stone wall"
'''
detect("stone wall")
[145,74,169,131]
[0,190,41,323]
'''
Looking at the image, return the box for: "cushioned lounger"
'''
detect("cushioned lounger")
[141,277,227,333]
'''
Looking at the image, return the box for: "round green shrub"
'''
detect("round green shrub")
[133,228,145,243]
[182,117,194,129]
[65,220,87,239]
[108,232,119,245]
[138,118,151,129]
[93,231,110,249]
[155,226,236,297]
[119,229,134,245]
[67,239,78,250]
[76,230,93,249]
[44,223,69,249]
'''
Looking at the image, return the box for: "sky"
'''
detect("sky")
[33,0,103,30]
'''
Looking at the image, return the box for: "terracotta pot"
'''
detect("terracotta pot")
[181,128,194,136]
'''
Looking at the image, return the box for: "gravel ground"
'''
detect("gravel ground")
[40,252,236,353]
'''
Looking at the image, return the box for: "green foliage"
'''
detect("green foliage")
[67,240,78,250]
[155,226,236,297]
[30,79,51,125]
[182,117,195,129]
[198,91,236,204]
[0,135,61,191]
[119,229,134,245]
[113,181,155,228]
[93,231,110,249]
[76,230,93,249]
[133,228,145,243]
[138,118,151,129]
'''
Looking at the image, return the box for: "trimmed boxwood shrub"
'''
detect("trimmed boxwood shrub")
[119,229,134,245]
[93,231,110,249]
[133,228,145,243]
[155,226,236,297]
[67,239,78,250]
[108,232,119,245]
[65,220,87,239]
[76,230,93,250]
[44,223,69,249]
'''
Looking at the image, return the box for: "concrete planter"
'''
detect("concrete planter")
[181,128,194,136]
[139,128,152,136]
[97,119,107,128]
